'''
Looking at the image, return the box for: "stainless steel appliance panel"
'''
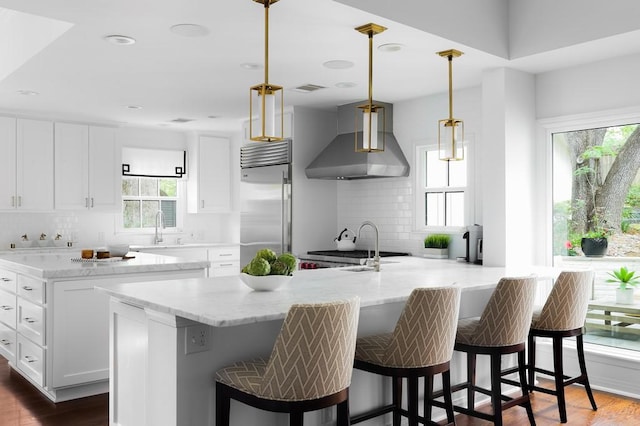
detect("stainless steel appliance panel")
[240,162,292,267]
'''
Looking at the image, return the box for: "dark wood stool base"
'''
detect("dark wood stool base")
[452,342,535,426]
[351,360,455,426]
[216,382,351,426]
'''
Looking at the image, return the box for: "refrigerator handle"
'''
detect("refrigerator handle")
[281,171,286,254]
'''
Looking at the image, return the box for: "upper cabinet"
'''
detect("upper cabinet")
[55,123,119,211]
[187,135,231,213]
[0,117,54,211]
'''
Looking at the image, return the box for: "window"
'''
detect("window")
[122,177,178,229]
[416,144,467,228]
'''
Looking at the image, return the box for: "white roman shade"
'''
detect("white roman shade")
[122,147,186,178]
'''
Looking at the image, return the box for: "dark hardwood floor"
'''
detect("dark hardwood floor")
[1,357,639,425]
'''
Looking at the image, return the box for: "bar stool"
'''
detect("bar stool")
[351,287,461,426]
[215,297,360,426]
[452,276,537,426]
[526,270,597,423]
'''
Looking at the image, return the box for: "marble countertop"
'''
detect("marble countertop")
[0,251,210,279]
[97,257,557,328]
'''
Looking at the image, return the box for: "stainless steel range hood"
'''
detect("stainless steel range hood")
[305,101,410,180]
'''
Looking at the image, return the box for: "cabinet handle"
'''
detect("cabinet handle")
[1,277,11,282]
[85,197,89,208]
[219,253,233,257]
[0,339,10,346]
[91,197,94,208]
[11,196,15,207]
[0,305,13,311]
[24,355,37,363]
[201,200,205,209]
[22,286,33,291]
[219,263,234,267]
[24,317,37,323]
[17,196,22,207]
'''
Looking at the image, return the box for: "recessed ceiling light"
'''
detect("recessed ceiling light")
[207,115,219,119]
[378,43,404,52]
[17,90,39,96]
[126,105,142,110]
[103,34,136,45]
[170,24,210,37]
[335,82,356,89]
[240,63,263,70]
[292,84,326,93]
[323,60,354,69]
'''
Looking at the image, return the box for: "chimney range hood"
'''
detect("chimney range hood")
[305,101,410,180]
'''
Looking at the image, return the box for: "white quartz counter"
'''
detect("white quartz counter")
[0,251,210,279]
[97,257,555,327]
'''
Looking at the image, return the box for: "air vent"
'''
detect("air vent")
[292,84,326,93]
[169,118,195,123]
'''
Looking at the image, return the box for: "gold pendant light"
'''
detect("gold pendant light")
[437,49,464,161]
[249,0,284,142]
[355,23,386,153]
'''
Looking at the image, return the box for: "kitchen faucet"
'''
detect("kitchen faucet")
[357,220,380,272]
[154,210,165,244]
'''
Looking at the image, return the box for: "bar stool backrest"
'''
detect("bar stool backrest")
[384,287,461,368]
[535,270,593,331]
[259,297,360,401]
[474,276,537,347]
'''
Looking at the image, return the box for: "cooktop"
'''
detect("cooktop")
[306,250,410,259]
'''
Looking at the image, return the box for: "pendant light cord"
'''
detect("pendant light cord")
[448,54,453,120]
[368,30,374,110]
[264,1,270,86]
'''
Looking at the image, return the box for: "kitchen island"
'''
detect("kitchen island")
[98,257,556,426]
[0,252,209,402]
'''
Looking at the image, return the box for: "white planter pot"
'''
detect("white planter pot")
[615,288,635,305]
[423,248,449,259]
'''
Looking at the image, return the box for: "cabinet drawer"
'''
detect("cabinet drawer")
[209,246,240,261]
[210,261,240,277]
[0,321,16,363]
[0,268,17,293]
[17,275,45,304]
[18,298,44,346]
[0,290,16,328]
[17,335,44,387]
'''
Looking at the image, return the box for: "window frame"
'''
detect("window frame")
[117,176,185,234]
[414,139,471,233]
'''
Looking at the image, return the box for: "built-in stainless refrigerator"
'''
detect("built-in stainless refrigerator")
[240,140,292,267]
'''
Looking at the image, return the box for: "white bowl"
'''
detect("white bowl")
[107,244,130,257]
[240,273,292,291]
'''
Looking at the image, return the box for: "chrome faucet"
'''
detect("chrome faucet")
[358,220,380,272]
[154,210,165,244]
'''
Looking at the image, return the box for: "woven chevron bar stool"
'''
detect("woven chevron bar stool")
[451,276,537,426]
[525,270,597,423]
[215,297,360,426]
[350,287,461,426]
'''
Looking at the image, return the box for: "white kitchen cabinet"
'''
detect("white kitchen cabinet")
[242,111,293,142]
[0,267,17,363]
[187,135,231,213]
[0,117,54,211]
[55,123,119,211]
[209,245,240,277]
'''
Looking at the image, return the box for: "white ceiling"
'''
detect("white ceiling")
[1,0,640,133]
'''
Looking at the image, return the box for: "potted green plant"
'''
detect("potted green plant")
[423,234,450,259]
[606,266,639,305]
[580,227,612,257]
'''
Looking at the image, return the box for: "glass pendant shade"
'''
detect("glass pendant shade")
[249,0,284,142]
[438,118,464,161]
[355,103,385,152]
[249,83,283,141]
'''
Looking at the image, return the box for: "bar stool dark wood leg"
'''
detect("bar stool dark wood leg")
[393,376,402,426]
[527,333,536,393]
[552,335,567,422]
[424,375,434,422]
[577,334,598,411]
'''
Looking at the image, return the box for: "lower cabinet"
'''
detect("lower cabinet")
[136,245,240,277]
[0,268,206,402]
